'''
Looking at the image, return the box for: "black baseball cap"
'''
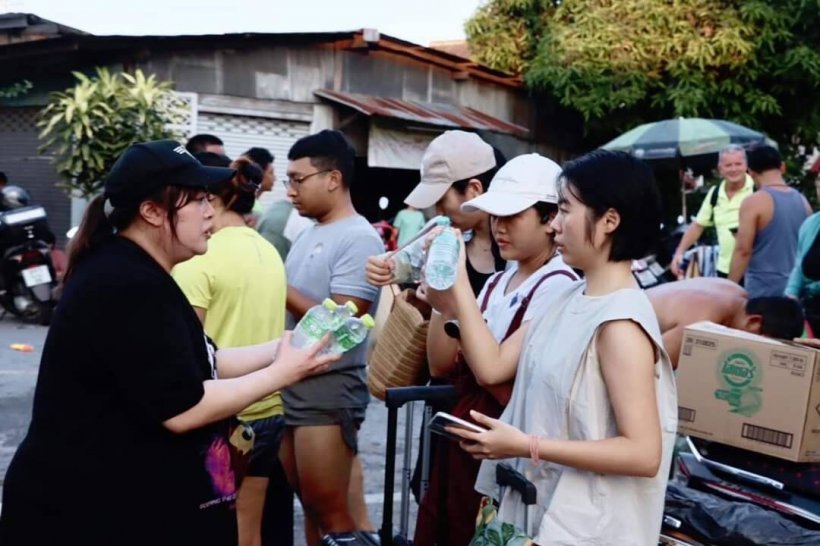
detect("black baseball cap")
[104,139,236,208]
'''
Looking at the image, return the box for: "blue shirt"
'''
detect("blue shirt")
[786,212,820,300]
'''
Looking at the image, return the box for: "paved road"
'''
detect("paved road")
[0,318,423,544]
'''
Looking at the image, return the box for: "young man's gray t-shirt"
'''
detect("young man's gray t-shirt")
[283,214,383,409]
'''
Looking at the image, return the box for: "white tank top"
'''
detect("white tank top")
[475,282,678,545]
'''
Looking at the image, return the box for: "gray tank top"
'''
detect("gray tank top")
[746,187,807,298]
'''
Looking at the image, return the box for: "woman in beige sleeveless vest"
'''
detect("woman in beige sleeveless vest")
[450,150,677,545]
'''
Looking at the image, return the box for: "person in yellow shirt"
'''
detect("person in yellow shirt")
[672,144,755,279]
[173,157,287,546]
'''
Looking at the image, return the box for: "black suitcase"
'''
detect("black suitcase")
[378,385,457,546]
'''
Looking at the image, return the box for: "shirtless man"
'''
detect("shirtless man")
[647,277,803,368]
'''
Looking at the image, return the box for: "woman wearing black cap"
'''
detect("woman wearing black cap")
[0,140,336,546]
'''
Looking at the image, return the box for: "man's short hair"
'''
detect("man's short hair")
[747,145,782,173]
[288,130,355,188]
[746,297,804,339]
[243,147,274,170]
[719,144,747,162]
[194,151,231,168]
[186,134,224,154]
[0,171,6,185]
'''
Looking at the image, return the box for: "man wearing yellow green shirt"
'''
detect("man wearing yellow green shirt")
[672,144,755,279]
[173,157,288,546]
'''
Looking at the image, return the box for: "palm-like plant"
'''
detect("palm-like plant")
[38,68,187,199]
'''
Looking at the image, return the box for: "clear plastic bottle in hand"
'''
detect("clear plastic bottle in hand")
[291,298,338,348]
[391,216,451,284]
[425,227,460,290]
[332,301,358,328]
[323,314,376,356]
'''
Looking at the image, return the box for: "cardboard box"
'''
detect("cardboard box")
[676,321,820,462]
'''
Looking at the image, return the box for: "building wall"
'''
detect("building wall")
[137,45,532,128]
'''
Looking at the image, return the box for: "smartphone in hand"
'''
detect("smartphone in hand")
[428,411,487,441]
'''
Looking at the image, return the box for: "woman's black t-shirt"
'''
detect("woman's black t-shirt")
[465,239,506,296]
[0,237,237,545]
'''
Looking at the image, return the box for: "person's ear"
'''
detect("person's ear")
[743,313,763,335]
[326,170,342,192]
[467,179,483,199]
[600,208,621,235]
[138,200,165,228]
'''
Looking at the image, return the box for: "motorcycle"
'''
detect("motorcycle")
[659,437,820,545]
[0,186,57,325]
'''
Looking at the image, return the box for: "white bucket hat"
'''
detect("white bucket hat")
[461,153,561,216]
[404,130,496,209]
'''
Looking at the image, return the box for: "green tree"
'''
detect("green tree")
[37,68,187,199]
[466,0,820,155]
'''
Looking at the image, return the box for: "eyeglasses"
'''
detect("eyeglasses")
[284,169,332,189]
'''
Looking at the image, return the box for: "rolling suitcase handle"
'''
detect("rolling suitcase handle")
[496,462,537,533]
[380,385,457,546]
[384,385,459,408]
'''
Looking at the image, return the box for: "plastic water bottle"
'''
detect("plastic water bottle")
[323,314,376,356]
[392,216,451,283]
[425,226,460,290]
[332,301,358,328]
[291,298,338,348]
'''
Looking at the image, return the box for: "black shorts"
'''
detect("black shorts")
[246,415,285,478]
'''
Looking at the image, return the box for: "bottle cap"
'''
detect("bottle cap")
[435,216,451,227]
[361,314,375,329]
[344,301,359,314]
[322,298,339,310]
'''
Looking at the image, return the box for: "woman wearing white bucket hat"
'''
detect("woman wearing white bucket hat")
[414,153,579,546]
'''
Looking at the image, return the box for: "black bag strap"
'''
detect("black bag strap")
[708,182,722,225]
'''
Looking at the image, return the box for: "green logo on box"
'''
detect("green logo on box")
[714,350,762,417]
[721,352,756,387]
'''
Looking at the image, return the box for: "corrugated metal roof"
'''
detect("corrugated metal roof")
[315,89,529,138]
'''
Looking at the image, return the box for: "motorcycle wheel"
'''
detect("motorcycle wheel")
[12,281,53,326]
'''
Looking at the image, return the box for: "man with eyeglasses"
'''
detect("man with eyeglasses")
[278,130,383,546]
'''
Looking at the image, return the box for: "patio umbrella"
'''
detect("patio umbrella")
[601,117,769,160]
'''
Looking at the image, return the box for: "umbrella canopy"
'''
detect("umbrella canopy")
[602,118,769,160]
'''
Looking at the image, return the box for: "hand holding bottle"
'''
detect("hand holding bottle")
[366,254,396,287]
[271,331,338,385]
